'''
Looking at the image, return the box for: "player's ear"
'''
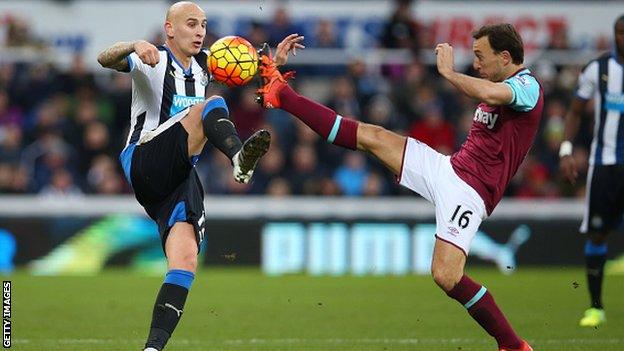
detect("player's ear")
[164,21,174,38]
[499,50,512,65]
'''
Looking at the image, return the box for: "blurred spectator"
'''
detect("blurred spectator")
[246,21,269,48]
[39,168,83,197]
[380,0,421,52]
[307,19,345,76]
[547,28,571,50]
[0,124,23,164]
[287,143,324,195]
[58,54,96,95]
[80,121,113,175]
[266,7,302,48]
[408,103,455,155]
[365,94,406,132]
[326,76,361,118]
[313,19,341,48]
[334,152,369,196]
[249,144,287,194]
[4,16,45,49]
[0,63,17,90]
[512,155,560,198]
[0,89,23,127]
[346,59,380,107]
[229,86,266,140]
[363,172,388,196]
[379,0,421,79]
[266,177,292,197]
[87,155,123,194]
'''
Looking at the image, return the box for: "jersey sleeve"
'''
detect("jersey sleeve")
[123,52,148,75]
[503,74,540,112]
[575,60,598,100]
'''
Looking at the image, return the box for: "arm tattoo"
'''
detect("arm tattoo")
[97,41,137,71]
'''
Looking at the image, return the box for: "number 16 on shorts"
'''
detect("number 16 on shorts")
[438,203,483,254]
[450,205,473,229]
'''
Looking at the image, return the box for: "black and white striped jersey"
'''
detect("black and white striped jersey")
[123,45,210,148]
[576,53,624,166]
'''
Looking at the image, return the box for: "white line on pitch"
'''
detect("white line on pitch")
[11,338,624,345]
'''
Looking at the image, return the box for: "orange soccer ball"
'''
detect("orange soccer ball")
[208,36,259,87]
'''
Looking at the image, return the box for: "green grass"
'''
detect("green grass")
[6,267,624,351]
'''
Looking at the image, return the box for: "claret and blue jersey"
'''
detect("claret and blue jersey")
[451,68,543,215]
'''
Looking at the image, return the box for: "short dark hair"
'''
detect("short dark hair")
[472,23,524,64]
[616,15,624,28]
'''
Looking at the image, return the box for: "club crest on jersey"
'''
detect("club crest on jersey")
[474,107,499,129]
[170,94,205,116]
[200,71,209,86]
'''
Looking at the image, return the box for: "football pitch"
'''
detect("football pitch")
[8,267,624,351]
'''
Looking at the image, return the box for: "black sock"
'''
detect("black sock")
[584,239,607,309]
[145,273,193,351]
[201,97,242,160]
[586,254,606,309]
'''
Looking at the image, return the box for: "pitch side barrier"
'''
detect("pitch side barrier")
[0,196,584,219]
[4,196,623,276]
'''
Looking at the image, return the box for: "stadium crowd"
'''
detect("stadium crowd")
[0,3,608,199]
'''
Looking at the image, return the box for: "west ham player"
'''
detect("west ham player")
[559,14,624,328]
[97,2,303,350]
[258,25,540,351]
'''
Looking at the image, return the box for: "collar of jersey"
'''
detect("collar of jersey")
[611,50,624,66]
[163,45,192,76]
[510,67,530,78]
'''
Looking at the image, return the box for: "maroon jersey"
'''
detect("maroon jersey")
[450,69,544,215]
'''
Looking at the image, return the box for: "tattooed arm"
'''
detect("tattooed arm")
[97,40,160,71]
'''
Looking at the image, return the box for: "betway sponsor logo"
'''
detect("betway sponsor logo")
[170,95,205,116]
[474,107,499,129]
[605,93,624,112]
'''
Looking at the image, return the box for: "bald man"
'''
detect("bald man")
[97,2,303,350]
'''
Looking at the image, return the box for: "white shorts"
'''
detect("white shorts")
[398,138,486,254]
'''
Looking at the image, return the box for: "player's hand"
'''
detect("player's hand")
[435,43,455,78]
[275,34,305,66]
[559,155,578,184]
[134,40,160,67]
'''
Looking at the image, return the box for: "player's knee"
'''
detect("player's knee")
[184,101,207,129]
[431,264,459,292]
[169,251,198,273]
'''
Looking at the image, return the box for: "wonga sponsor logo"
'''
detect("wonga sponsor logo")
[605,93,624,112]
[170,95,205,117]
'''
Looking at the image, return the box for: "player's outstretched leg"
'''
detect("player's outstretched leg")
[580,237,608,327]
[433,240,532,351]
[198,96,270,184]
[256,53,358,151]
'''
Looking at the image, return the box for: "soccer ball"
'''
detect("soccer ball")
[208,36,259,87]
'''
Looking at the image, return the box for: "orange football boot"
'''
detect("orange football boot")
[256,46,295,109]
[499,340,533,351]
